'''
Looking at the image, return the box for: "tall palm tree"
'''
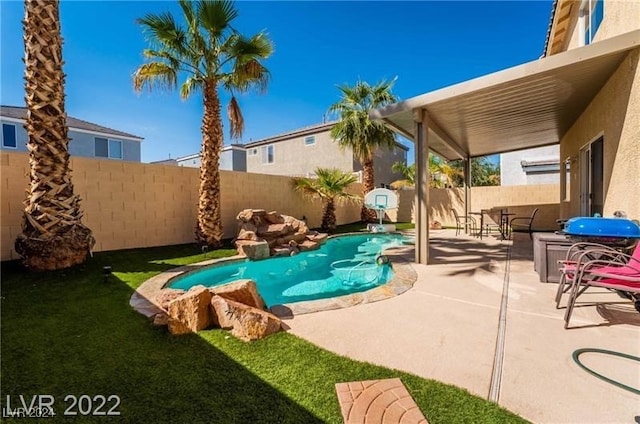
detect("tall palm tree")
[15,0,95,271]
[328,79,398,222]
[291,168,359,232]
[133,0,272,248]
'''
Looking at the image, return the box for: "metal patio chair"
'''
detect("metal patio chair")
[451,208,477,236]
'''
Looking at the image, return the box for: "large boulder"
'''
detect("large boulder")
[210,296,282,341]
[167,285,213,335]
[257,223,293,237]
[264,211,285,224]
[236,240,270,260]
[156,288,186,311]
[209,279,266,310]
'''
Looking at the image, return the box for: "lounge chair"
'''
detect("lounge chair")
[563,243,640,328]
[555,242,630,308]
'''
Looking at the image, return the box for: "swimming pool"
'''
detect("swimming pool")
[168,233,410,307]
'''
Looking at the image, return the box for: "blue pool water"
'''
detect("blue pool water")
[169,233,410,307]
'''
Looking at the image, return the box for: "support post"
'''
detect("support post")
[464,157,471,220]
[413,109,430,264]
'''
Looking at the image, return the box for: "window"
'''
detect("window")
[109,139,122,159]
[261,145,274,164]
[304,136,315,146]
[2,123,17,148]
[95,137,123,159]
[581,0,603,46]
[248,148,258,156]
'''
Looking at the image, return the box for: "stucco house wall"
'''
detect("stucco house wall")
[500,145,560,186]
[560,48,640,220]
[565,0,640,51]
[548,0,640,220]
[178,145,246,171]
[245,123,407,187]
[246,128,354,177]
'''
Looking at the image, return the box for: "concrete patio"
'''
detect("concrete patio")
[286,229,640,423]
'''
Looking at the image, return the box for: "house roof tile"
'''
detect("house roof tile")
[0,105,143,140]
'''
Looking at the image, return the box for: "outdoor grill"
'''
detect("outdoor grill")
[561,217,640,248]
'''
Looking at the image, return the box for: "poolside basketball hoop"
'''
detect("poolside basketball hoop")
[364,188,398,233]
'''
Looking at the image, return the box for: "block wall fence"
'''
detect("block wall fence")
[1,151,561,261]
[387,185,561,232]
[0,152,361,261]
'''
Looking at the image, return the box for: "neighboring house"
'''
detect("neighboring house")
[244,121,409,187]
[0,105,143,161]
[149,158,178,166]
[174,144,246,171]
[500,145,560,186]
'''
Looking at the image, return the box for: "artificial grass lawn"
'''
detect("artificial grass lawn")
[1,223,526,423]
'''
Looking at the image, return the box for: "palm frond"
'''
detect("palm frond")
[180,76,202,99]
[137,12,191,59]
[227,96,244,139]
[198,0,237,39]
[133,62,178,92]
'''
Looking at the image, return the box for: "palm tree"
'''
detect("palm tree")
[390,154,455,189]
[14,0,95,271]
[390,162,415,189]
[328,79,398,222]
[133,0,272,248]
[291,168,359,232]
[429,154,455,188]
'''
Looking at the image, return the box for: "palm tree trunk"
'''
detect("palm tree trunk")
[361,157,378,222]
[195,79,224,247]
[321,198,336,232]
[15,0,94,271]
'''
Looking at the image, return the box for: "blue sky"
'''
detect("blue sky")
[0,0,553,164]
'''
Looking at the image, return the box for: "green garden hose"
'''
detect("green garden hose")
[572,348,640,395]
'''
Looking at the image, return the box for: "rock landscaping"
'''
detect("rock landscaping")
[234,209,328,259]
[152,279,282,341]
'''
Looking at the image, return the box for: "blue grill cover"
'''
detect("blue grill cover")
[564,217,640,238]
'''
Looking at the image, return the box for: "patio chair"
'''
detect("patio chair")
[555,242,631,309]
[451,208,476,236]
[509,208,539,239]
[563,244,640,329]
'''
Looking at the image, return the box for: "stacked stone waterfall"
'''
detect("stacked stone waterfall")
[234,209,328,259]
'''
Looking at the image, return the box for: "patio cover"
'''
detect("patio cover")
[370,30,640,264]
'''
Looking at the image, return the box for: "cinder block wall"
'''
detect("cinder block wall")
[1,152,362,261]
[387,185,560,231]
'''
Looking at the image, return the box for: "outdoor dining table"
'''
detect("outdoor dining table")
[470,209,515,240]
[495,209,516,240]
[469,210,487,239]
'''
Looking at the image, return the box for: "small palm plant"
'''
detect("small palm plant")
[291,168,359,232]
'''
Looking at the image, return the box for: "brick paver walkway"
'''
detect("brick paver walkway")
[335,378,428,423]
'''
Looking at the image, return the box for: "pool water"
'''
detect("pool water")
[169,233,409,307]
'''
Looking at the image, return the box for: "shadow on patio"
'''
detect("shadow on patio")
[288,229,640,424]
